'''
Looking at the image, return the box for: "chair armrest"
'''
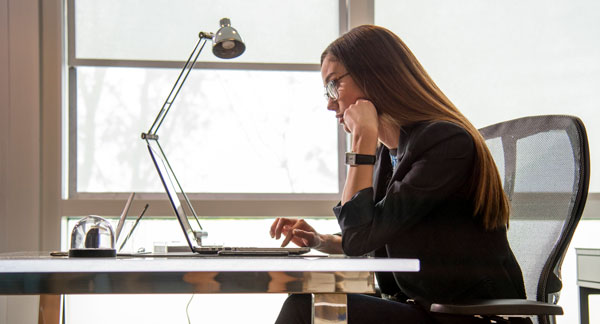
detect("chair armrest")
[430,299,563,316]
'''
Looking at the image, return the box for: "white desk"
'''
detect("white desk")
[0,252,419,324]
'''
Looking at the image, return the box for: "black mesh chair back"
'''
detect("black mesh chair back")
[483,115,589,323]
[431,115,590,324]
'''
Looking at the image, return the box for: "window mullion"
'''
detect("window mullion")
[347,0,374,29]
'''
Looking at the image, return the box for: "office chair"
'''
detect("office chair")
[430,115,590,324]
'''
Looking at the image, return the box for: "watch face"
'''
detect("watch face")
[345,153,355,165]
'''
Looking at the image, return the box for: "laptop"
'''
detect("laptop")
[145,138,310,256]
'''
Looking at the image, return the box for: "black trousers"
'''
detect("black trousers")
[274,294,533,324]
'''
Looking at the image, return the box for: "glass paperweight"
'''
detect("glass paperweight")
[69,215,117,257]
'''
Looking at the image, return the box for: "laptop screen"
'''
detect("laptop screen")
[146,139,201,249]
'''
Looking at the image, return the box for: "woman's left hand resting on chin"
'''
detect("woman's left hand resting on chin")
[342,99,379,142]
[340,100,379,205]
[270,217,343,254]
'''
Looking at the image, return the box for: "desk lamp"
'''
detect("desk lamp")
[141,18,245,241]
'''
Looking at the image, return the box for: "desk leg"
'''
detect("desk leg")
[312,293,348,324]
[38,294,60,324]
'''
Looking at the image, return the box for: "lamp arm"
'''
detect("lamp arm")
[142,32,214,139]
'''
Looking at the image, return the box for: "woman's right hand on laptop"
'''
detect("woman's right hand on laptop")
[269,218,343,254]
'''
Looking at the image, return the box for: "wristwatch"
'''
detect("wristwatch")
[345,152,376,165]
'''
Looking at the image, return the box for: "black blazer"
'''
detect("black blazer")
[333,121,526,306]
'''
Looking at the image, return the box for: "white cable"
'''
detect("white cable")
[186,294,195,324]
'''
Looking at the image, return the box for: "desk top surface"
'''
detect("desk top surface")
[0,252,420,273]
[0,252,419,295]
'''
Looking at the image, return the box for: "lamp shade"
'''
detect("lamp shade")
[212,18,245,59]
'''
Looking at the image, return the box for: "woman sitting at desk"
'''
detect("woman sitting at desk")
[270,25,529,324]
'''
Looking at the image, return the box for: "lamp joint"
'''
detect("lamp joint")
[199,31,214,39]
[141,133,159,140]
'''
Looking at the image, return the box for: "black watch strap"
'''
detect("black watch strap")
[345,152,376,165]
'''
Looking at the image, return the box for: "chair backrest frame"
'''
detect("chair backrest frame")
[479,115,590,324]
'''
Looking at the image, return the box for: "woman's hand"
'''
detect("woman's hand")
[270,218,320,248]
[269,218,343,254]
[342,99,379,141]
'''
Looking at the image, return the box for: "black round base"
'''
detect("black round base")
[69,248,116,258]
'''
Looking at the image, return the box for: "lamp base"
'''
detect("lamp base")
[69,248,116,258]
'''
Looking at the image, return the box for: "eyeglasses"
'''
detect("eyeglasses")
[324,72,350,101]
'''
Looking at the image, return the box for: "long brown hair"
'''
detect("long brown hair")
[322,25,509,230]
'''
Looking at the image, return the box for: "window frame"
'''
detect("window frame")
[58,0,376,218]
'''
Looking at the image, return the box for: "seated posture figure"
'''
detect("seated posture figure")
[270,25,530,324]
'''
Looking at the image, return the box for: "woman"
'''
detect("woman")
[270,25,529,324]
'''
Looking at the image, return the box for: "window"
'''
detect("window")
[374,0,600,192]
[68,0,345,197]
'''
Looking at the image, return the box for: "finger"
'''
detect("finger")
[296,219,316,233]
[274,218,285,239]
[270,218,281,238]
[271,218,283,239]
[280,228,295,247]
[274,218,291,240]
[293,229,319,247]
[342,110,353,132]
[280,221,303,247]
